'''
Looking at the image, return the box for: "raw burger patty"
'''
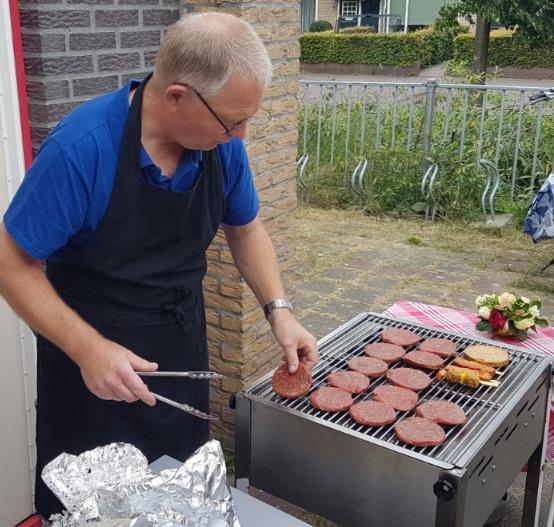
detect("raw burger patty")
[310,387,353,412]
[348,356,388,377]
[272,362,312,399]
[328,371,370,394]
[395,417,446,447]
[372,384,419,411]
[416,400,467,426]
[364,343,406,363]
[419,337,457,358]
[403,350,444,370]
[382,328,420,348]
[349,400,397,426]
[387,367,432,391]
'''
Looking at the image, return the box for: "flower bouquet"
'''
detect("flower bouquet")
[475,292,548,341]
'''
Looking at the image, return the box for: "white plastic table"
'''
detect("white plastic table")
[150,455,311,527]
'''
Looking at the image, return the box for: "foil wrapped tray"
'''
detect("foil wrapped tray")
[43,440,240,527]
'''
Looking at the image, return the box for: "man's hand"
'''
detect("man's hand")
[76,337,158,406]
[268,309,318,373]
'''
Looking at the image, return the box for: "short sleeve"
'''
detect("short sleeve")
[221,140,259,226]
[3,138,91,260]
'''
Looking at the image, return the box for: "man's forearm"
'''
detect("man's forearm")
[0,224,103,363]
[222,217,286,307]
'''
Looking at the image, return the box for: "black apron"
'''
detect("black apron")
[35,74,225,518]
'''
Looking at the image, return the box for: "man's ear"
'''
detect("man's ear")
[165,84,189,108]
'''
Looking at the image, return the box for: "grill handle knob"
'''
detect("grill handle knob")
[433,478,457,501]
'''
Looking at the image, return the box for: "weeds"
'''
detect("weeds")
[298,83,554,223]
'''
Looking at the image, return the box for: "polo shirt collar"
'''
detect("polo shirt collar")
[107,78,203,168]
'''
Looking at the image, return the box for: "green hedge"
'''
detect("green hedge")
[300,29,456,67]
[454,31,554,68]
[309,20,333,33]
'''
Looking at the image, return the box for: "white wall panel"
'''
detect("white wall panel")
[0,1,36,523]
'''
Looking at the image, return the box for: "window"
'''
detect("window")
[341,0,358,16]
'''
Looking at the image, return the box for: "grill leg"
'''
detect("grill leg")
[434,473,465,527]
[521,442,544,527]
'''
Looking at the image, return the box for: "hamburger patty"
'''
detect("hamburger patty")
[386,367,433,391]
[364,343,406,363]
[347,356,388,377]
[395,417,446,447]
[272,362,312,399]
[372,384,419,411]
[418,337,457,358]
[349,400,397,426]
[403,350,445,370]
[382,328,420,348]
[310,387,353,412]
[328,371,370,394]
[416,400,467,426]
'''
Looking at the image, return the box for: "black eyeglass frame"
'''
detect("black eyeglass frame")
[173,82,245,136]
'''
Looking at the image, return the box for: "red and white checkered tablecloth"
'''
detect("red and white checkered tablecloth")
[383,299,554,459]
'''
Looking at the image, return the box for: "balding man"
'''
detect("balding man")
[0,13,318,517]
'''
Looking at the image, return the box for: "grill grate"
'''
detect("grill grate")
[247,313,545,466]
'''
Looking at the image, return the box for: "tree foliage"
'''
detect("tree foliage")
[453,0,554,45]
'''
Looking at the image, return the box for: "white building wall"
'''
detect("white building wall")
[0,1,37,524]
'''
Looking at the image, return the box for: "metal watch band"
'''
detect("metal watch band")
[263,298,293,319]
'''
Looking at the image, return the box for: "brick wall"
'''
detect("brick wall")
[19,1,300,452]
[190,3,301,450]
[20,0,181,150]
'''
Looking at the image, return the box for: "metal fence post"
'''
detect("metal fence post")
[422,79,438,171]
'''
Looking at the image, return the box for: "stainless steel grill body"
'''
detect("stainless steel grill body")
[235,313,552,527]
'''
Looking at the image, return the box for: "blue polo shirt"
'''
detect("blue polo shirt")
[4,80,259,261]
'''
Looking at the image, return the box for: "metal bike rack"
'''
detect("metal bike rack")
[297,154,309,200]
[351,159,368,199]
[479,159,501,222]
[420,162,439,221]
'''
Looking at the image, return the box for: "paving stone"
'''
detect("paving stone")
[319,267,360,281]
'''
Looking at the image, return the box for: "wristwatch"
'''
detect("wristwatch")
[263,298,293,319]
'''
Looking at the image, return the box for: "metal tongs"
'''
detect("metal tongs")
[136,370,226,421]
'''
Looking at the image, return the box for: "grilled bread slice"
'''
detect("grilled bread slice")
[463,344,510,368]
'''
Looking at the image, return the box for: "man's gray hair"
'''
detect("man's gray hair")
[154,12,273,97]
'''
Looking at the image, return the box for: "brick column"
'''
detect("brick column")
[193,5,301,449]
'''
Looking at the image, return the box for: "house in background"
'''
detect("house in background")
[301,0,455,33]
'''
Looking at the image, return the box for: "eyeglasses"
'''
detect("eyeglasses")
[173,82,246,136]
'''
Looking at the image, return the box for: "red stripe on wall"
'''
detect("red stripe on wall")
[9,0,33,169]
[16,514,42,527]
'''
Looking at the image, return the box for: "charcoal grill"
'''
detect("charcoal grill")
[234,313,552,527]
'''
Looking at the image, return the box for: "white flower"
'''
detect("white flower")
[478,306,491,320]
[529,305,540,318]
[496,292,517,309]
[476,294,494,306]
[515,318,535,330]
[521,296,530,304]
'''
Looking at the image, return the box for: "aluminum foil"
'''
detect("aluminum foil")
[43,440,240,527]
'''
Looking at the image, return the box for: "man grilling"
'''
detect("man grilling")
[0,13,318,518]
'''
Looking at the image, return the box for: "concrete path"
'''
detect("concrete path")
[301,64,554,89]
